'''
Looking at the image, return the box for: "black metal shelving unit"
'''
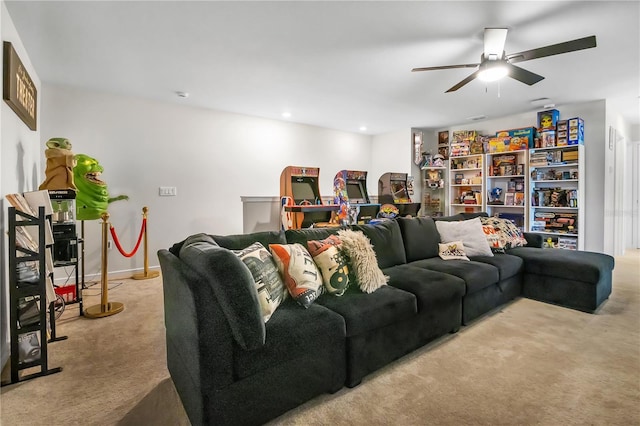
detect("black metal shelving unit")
[2,206,64,386]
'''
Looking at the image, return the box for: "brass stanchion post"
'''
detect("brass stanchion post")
[132,206,160,280]
[84,212,124,318]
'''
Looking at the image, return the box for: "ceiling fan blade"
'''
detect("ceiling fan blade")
[412,63,478,72]
[484,28,508,57]
[506,63,545,85]
[445,70,480,93]
[507,35,596,63]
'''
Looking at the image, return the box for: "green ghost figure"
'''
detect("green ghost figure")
[73,153,129,220]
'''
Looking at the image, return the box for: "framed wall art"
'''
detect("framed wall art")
[3,41,37,130]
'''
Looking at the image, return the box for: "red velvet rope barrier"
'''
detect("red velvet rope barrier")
[110,218,146,258]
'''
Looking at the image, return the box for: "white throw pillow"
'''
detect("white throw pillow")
[435,217,494,257]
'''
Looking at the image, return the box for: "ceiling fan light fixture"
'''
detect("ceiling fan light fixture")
[477,61,509,82]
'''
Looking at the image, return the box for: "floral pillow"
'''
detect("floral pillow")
[269,243,324,308]
[307,235,350,296]
[232,242,287,322]
[480,216,528,252]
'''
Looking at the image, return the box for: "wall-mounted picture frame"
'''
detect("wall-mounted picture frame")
[3,42,37,131]
[438,131,449,146]
[413,131,423,165]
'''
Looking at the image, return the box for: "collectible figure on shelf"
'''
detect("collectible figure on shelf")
[432,154,445,167]
[73,153,129,220]
[488,188,503,205]
[39,137,77,191]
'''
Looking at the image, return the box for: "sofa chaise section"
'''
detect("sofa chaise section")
[507,246,615,312]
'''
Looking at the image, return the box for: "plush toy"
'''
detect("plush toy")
[73,153,128,221]
[38,137,77,191]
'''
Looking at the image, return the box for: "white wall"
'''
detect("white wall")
[41,85,375,279]
[1,0,42,372]
[370,128,414,200]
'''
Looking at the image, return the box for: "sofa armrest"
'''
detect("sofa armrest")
[159,250,235,392]
[523,232,543,248]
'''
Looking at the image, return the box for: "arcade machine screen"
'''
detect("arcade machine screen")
[291,178,319,204]
[346,181,367,203]
[391,180,410,203]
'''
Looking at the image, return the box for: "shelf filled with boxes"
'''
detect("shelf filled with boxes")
[449,153,484,215]
[528,143,584,250]
[485,149,528,230]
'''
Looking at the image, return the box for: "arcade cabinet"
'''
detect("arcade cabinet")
[333,170,380,224]
[378,172,421,217]
[279,166,339,229]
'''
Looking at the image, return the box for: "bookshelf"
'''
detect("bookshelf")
[485,149,528,230]
[528,144,584,250]
[449,153,484,215]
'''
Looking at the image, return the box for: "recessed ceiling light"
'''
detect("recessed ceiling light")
[359,126,367,131]
[176,91,189,98]
[466,115,487,121]
[282,112,292,118]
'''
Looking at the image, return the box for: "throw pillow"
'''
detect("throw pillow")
[307,235,350,296]
[336,229,388,293]
[435,217,494,257]
[232,242,287,322]
[438,241,470,261]
[269,243,324,308]
[480,217,528,250]
[480,222,507,253]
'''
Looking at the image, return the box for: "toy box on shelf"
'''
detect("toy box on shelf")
[537,109,560,130]
[450,130,477,157]
[567,117,584,145]
[496,127,536,150]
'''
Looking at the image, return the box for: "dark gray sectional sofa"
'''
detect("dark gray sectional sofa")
[157,213,615,426]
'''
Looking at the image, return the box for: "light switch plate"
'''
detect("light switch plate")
[159,186,177,196]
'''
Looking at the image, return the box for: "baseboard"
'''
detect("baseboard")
[53,266,161,285]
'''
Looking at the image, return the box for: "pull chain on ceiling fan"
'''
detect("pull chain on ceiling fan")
[412,28,597,93]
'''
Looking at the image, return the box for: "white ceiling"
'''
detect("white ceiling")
[5,1,639,135]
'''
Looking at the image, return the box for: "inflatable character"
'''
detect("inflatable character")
[73,153,128,220]
[39,137,77,191]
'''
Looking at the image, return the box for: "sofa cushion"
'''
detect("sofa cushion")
[408,257,500,294]
[433,213,465,222]
[233,298,346,379]
[213,230,287,251]
[285,227,341,246]
[336,229,388,293]
[396,216,440,261]
[435,217,494,257]
[383,265,466,310]
[307,236,350,296]
[232,242,287,322]
[470,253,524,281]
[351,219,406,268]
[316,285,417,337]
[269,243,324,308]
[179,233,265,350]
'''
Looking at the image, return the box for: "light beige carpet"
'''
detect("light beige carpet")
[1,250,639,426]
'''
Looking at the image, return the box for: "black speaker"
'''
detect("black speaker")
[53,238,78,263]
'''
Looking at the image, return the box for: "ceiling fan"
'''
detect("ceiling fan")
[412,28,597,93]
